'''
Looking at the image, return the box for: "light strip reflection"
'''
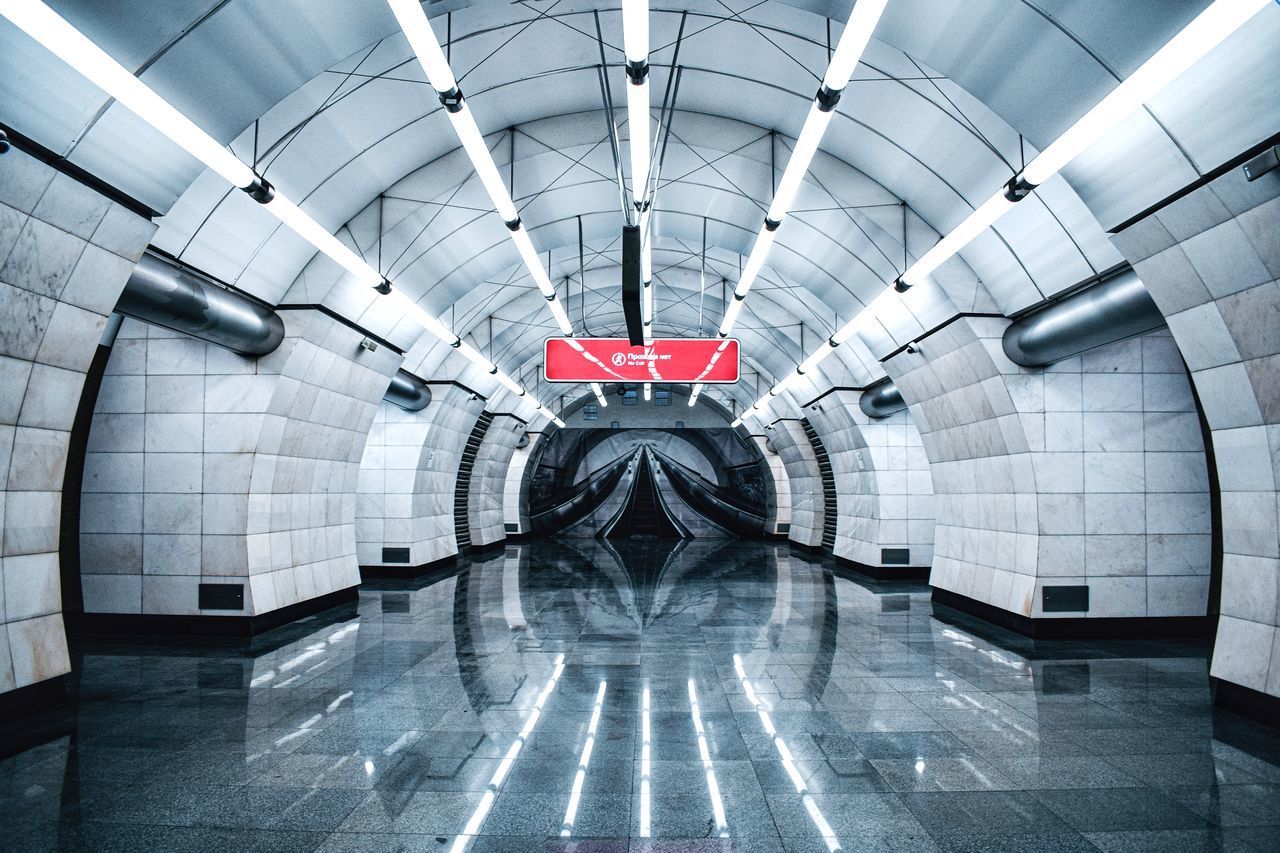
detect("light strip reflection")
[561,680,608,836]
[449,653,566,852]
[640,685,652,837]
[688,679,729,836]
[733,654,841,851]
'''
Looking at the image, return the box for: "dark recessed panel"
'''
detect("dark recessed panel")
[198,583,244,611]
[1043,584,1090,613]
[382,547,411,564]
[881,548,910,565]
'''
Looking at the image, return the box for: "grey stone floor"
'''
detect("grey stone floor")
[2,538,1279,852]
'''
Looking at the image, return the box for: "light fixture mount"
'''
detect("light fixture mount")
[1003,174,1036,203]
[244,175,275,204]
[625,59,649,85]
[374,278,392,295]
[893,276,910,293]
[437,87,464,113]
[815,84,842,112]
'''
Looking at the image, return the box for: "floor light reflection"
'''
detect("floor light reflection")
[640,685,651,837]
[449,653,566,852]
[561,680,608,836]
[734,654,841,851]
[688,678,729,836]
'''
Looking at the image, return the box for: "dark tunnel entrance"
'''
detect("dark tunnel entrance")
[525,427,772,539]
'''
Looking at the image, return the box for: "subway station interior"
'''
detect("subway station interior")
[1,0,1280,850]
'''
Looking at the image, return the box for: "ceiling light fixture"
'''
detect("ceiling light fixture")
[622,0,651,211]
[896,0,1269,290]
[717,0,888,338]
[591,383,610,408]
[746,0,1270,426]
[388,0,574,336]
[0,0,564,427]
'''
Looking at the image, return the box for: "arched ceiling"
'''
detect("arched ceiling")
[4,0,1276,418]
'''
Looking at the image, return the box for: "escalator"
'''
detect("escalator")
[653,450,768,538]
[528,455,631,536]
[604,451,687,540]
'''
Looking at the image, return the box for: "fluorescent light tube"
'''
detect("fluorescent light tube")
[454,339,493,371]
[387,0,457,92]
[389,0,572,337]
[719,298,745,337]
[384,288,456,344]
[822,0,888,90]
[799,343,837,375]
[0,0,258,190]
[688,384,702,406]
[901,189,1012,286]
[449,105,519,223]
[546,300,572,335]
[766,104,834,224]
[735,226,778,299]
[494,371,524,396]
[622,0,649,62]
[592,383,609,407]
[1022,0,1270,186]
[265,195,382,287]
[901,0,1270,288]
[628,80,651,206]
[510,226,557,297]
[643,383,652,400]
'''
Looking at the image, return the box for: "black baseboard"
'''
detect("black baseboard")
[931,587,1215,640]
[1214,678,1280,728]
[464,539,508,557]
[787,540,828,556]
[835,556,930,582]
[66,586,359,639]
[361,554,458,580]
[0,675,67,724]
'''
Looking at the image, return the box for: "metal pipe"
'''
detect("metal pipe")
[116,253,284,355]
[1002,267,1164,367]
[384,370,432,412]
[859,378,906,419]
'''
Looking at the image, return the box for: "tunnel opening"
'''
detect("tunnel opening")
[525,425,772,540]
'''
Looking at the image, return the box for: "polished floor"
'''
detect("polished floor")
[3,539,1280,852]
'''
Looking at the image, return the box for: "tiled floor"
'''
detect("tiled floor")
[3,538,1280,852]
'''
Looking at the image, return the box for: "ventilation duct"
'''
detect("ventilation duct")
[116,253,285,355]
[1002,267,1164,368]
[859,378,906,419]
[384,370,432,412]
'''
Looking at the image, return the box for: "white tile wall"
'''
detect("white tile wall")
[81,309,399,618]
[800,390,935,567]
[887,315,1210,621]
[469,414,524,548]
[1114,168,1280,697]
[355,383,485,567]
[0,151,155,695]
[503,430,546,537]
[750,434,791,535]
[766,420,825,549]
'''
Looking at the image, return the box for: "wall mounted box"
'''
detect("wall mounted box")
[198,583,245,611]
[1043,585,1090,613]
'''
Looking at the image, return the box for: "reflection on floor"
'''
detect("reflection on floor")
[3,539,1280,852]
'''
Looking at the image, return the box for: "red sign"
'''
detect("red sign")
[544,338,740,383]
